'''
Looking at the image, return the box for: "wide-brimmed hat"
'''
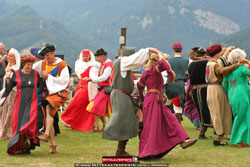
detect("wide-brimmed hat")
[38,44,56,56]
[94,48,107,56]
[122,46,136,57]
[30,48,44,59]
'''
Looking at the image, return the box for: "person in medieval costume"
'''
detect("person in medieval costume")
[32,47,61,136]
[61,49,98,132]
[206,44,241,146]
[165,43,189,122]
[0,48,20,139]
[183,48,201,130]
[83,48,113,132]
[222,48,250,148]
[33,44,70,154]
[103,47,155,156]
[2,54,43,154]
[0,42,7,90]
[137,52,198,160]
[30,48,45,133]
[188,47,211,139]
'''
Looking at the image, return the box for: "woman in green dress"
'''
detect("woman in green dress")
[222,48,250,147]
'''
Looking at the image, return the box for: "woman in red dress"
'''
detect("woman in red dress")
[60,50,98,132]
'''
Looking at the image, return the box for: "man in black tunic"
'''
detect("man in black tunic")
[188,47,211,139]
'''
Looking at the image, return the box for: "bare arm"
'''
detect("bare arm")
[148,48,160,54]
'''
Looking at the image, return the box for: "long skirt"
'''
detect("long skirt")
[0,90,16,139]
[207,85,232,135]
[139,92,189,158]
[89,88,112,118]
[61,86,95,132]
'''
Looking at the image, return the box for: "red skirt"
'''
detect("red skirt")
[89,88,112,117]
[60,86,95,132]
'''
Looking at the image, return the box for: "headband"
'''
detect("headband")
[21,57,36,62]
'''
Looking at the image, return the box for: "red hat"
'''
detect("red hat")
[173,43,182,49]
[82,50,90,56]
[206,44,222,56]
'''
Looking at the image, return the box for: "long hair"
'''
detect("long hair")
[145,53,159,70]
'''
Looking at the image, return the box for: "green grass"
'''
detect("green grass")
[1,114,250,167]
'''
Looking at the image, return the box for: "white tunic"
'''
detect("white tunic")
[90,59,112,83]
[120,48,150,78]
[33,58,70,95]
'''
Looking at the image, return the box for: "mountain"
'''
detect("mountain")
[216,27,250,59]
[0,0,17,16]
[0,5,98,67]
[6,0,250,56]
[88,0,243,55]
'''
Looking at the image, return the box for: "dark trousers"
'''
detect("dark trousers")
[192,87,211,126]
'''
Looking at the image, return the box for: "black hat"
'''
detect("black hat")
[94,48,107,56]
[197,47,206,55]
[192,47,206,55]
[38,44,56,56]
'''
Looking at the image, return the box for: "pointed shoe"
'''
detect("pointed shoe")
[180,138,198,149]
[38,133,49,142]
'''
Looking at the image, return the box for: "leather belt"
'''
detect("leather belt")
[146,89,162,97]
[208,82,222,85]
[192,84,208,89]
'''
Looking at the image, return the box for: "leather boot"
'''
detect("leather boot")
[175,113,183,123]
[115,140,132,157]
[199,126,208,139]
[138,122,143,140]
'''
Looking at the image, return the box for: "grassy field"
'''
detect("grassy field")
[0,114,250,167]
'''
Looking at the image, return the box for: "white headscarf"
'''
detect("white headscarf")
[0,48,20,103]
[9,48,20,70]
[75,49,96,78]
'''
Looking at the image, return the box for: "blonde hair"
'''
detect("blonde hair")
[189,50,196,60]
[162,53,170,60]
[145,53,159,70]
[0,42,4,48]
[228,48,247,64]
